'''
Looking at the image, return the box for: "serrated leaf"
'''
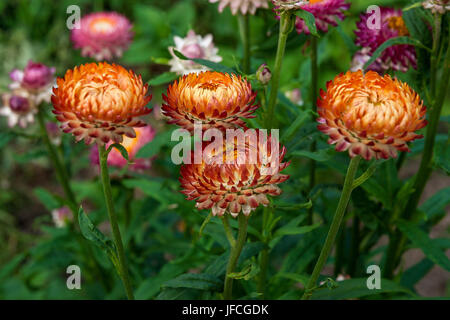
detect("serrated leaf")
[397,220,450,272]
[364,36,430,70]
[163,273,222,291]
[295,9,318,37]
[148,72,179,86]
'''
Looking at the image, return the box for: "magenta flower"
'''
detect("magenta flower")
[71,12,133,61]
[293,0,350,35]
[90,125,156,171]
[10,61,56,91]
[355,7,416,72]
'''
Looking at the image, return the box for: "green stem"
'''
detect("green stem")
[223,213,249,300]
[430,14,442,99]
[98,145,134,300]
[257,206,272,298]
[266,12,293,129]
[383,28,450,279]
[307,36,319,225]
[222,215,236,247]
[37,108,77,213]
[348,216,360,276]
[302,156,361,300]
[238,14,251,74]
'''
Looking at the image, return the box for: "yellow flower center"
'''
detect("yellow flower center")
[387,16,409,36]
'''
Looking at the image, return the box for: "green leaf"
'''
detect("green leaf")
[290,148,334,162]
[397,220,450,272]
[310,278,413,300]
[136,130,173,158]
[352,162,379,189]
[148,72,179,86]
[135,263,185,300]
[227,262,260,280]
[276,272,309,286]
[107,143,129,161]
[0,132,14,149]
[78,207,120,273]
[173,50,236,74]
[295,9,318,37]
[419,187,450,220]
[434,139,449,175]
[364,36,430,70]
[163,273,222,292]
[272,223,320,239]
[33,188,62,211]
[122,179,173,204]
[281,111,310,142]
[400,258,434,290]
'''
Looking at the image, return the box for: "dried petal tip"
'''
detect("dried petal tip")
[52,62,152,145]
[71,12,133,61]
[317,71,427,161]
[180,131,290,218]
[162,71,259,133]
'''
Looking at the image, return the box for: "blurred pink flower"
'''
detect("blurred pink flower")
[90,125,155,170]
[355,7,416,72]
[423,0,450,14]
[168,30,222,75]
[292,0,350,35]
[71,12,133,61]
[209,0,269,15]
[51,206,72,228]
[0,93,36,128]
[350,47,383,73]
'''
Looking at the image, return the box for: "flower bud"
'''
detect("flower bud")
[256,64,271,85]
[22,61,55,90]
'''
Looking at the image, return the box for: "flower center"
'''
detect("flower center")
[182,43,205,59]
[9,96,30,113]
[89,17,116,34]
[387,16,409,36]
[198,82,221,91]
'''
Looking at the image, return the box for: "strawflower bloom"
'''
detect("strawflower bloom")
[317,71,427,160]
[162,71,258,132]
[355,7,416,72]
[422,0,450,14]
[209,0,269,15]
[286,0,350,35]
[52,62,152,145]
[168,30,222,75]
[71,12,133,61]
[180,132,289,217]
[90,125,155,170]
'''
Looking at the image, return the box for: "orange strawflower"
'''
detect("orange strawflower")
[317,71,427,160]
[180,131,290,217]
[162,71,258,132]
[52,62,151,145]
